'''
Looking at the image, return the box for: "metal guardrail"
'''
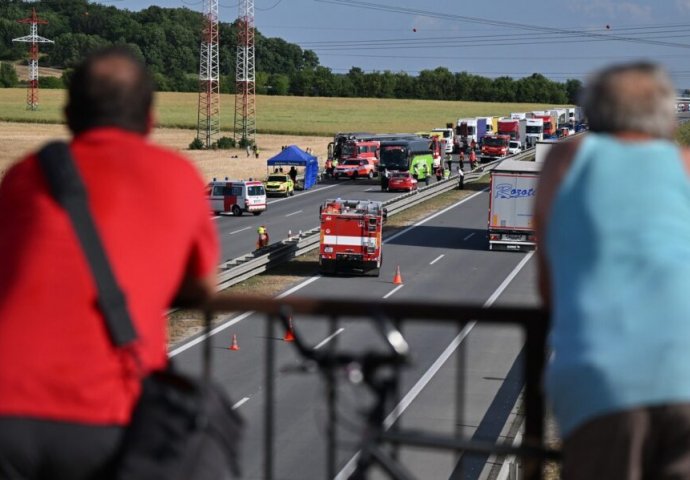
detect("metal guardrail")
[215,147,537,290]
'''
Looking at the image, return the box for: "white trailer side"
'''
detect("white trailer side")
[488,159,541,251]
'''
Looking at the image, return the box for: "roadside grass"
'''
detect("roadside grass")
[0,88,560,136]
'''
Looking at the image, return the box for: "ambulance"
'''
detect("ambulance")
[207,179,267,216]
[319,199,386,276]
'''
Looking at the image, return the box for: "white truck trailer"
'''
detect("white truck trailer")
[488,159,541,251]
[534,140,557,163]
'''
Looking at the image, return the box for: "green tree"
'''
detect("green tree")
[0,62,19,87]
[565,79,583,104]
[268,73,290,95]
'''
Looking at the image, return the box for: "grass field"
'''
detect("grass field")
[0,88,562,182]
[0,88,561,135]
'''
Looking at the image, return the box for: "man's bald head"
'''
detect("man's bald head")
[65,46,154,136]
[582,62,677,139]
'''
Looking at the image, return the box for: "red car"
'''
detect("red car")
[387,171,418,192]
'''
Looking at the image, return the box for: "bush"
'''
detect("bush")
[215,136,236,149]
[189,137,204,150]
[676,122,690,147]
[238,136,254,149]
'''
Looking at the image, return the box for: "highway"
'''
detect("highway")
[173,186,542,479]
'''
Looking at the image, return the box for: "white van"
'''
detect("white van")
[207,179,267,216]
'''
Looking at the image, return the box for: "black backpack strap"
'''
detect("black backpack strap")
[37,141,138,347]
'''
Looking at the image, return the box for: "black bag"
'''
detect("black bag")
[38,142,243,480]
[117,368,243,480]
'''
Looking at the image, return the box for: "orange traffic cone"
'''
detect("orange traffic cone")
[228,334,240,351]
[283,316,295,342]
[393,265,404,285]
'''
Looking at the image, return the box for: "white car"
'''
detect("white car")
[508,141,522,155]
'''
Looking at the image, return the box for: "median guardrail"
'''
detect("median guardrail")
[215,147,537,290]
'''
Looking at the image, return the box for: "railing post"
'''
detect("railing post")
[265,313,275,480]
[523,317,548,480]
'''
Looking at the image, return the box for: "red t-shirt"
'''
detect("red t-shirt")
[0,128,219,425]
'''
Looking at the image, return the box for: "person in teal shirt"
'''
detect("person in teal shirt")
[535,62,690,479]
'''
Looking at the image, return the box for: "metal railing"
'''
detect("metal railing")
[204,294,559,480]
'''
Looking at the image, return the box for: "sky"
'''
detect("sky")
[95,0,690,87]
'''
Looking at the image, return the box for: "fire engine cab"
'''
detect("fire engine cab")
[319,198,386,276]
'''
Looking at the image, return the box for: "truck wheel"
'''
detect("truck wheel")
[232,205,242,216]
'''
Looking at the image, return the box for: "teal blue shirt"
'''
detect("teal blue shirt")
[545,133,690,436]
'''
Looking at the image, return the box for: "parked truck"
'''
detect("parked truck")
[487,159,540,251]
[497,117,527,144]
[480,134,511,162]
[456,117,487,150]
[319,198,386,276]
[525,117,544,147]
[531,113,557,138]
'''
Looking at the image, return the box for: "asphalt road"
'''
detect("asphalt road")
[212,160,471,264]
[173,188,542,480]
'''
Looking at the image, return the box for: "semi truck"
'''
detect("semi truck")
[525,117,544,147]
[319,198,386,276]
[531,113,557,138]
[487,159,540,251]
[431,125,456,154]
[497,117,527,144]
[480,134,511,162]
[456,118,487,150]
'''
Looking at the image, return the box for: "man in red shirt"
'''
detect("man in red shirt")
[0,47,219,479]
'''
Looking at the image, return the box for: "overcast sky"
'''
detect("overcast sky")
[96,0,690,87]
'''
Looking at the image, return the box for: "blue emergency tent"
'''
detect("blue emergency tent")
[266,145,319,190]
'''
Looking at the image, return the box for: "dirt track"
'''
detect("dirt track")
[0,122,329,182]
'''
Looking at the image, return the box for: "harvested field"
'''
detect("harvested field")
[0,122,330,183]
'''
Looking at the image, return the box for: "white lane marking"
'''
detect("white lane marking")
[232,397,249,410]
[335,250,535,480]
[464,233,475,241]
[285,210,303,217]
[266,183,340,205]
[230,227,250,235]
[314,328,345,350]
[430,254,444,265]
[170,276,324,357]
[384,189,487,244]
[383,285,404,299]
[172,191,488,358]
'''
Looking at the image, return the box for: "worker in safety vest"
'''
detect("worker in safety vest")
[257,225,269,249]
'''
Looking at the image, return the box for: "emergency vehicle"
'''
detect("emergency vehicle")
[319,199,386,276]
[207,179,267,216]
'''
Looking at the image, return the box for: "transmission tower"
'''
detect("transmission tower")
[233,0,256,146]
[196,0,220,148]
[12,8,54,111]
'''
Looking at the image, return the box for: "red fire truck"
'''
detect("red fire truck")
[319,198,386,276]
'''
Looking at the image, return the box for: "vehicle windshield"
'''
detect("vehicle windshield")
[484,137,508,147]
[379,146,409,170]
[248,186,265,196]
[341,159,360,166]
[391,172,409,179]
[526,126,542,133]
[510,142,520,149]
[543,122,553,130]
[267,175,287,182]
[342,144,356,157]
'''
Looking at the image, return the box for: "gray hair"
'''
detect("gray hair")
[581,62,677,139]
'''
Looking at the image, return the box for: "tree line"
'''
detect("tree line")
[0,0,581,103]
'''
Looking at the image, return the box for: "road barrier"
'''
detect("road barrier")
[215,147,537,290]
